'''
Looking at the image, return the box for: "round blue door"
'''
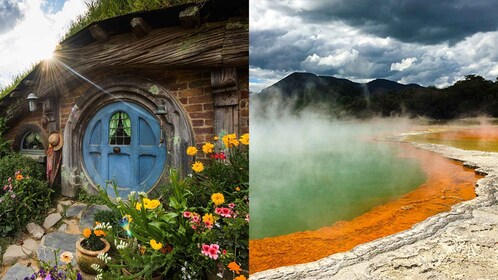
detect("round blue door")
[83,102,166,197]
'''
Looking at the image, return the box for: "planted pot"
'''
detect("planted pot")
[75,237,111,274]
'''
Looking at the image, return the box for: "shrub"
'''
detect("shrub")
[0,153,45,182]
[0,118,12,158]
[0,170,53,236]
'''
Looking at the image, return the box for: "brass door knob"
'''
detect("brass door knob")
[113,147,121,153]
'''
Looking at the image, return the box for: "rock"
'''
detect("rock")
[65,203,87,218]
[59,200,73,206]
[58,223,68,232]
[43,213,62,229]
[79,204,112,231]
[41,231,80,252]
[57,203,64,213]
[26,222,45,240]
[48,207,57,214]
[1,263,34,280]
[37,231,80,266]
[2,240,37,266]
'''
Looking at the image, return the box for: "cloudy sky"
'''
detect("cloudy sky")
[250,0,498,93]
[0,0,90,88]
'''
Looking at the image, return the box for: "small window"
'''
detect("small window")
[21,131,44,151]
[109,111,131,145]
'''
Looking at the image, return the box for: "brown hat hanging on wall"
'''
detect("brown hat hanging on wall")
[48,132,64,151]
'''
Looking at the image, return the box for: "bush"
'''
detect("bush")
[0,171,53,236]
[0,153,45,182]
[0,118,11,158]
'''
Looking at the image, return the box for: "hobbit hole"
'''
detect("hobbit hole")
[0,0,248,198]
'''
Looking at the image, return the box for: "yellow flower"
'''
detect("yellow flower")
[94,229,106,237]
[140,246,146,255]
[235,275,246,280]
[124,214,133,223]
[239,133,249,145]
[135,202,144,210]
[186,146,198,156]
[228,261,241,274]
[145,199,161,210]
[202,213,214,224]
[222,133,239,148]
[59,251,73,264]
[192,161,204,173]
[202,142,215,154]
[211,193,225,206]
[83,228,91,238]
[213,136,219,141]
[235,186,241,192]
[150,239,162,250]
[16,174,23,181]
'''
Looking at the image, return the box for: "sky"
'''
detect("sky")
[0,0,90,88]
[250,0,498,93]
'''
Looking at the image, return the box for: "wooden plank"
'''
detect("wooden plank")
[130,17,150,38]
[89,24,109,43]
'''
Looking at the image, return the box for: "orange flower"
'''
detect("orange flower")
[234,275,246,280]
[94,229,106,237]
[228,261,241,274]
[16,174,23,181]
[83,228,91,238]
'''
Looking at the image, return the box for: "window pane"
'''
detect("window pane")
[109,111,131,145]
[21,131,44,150]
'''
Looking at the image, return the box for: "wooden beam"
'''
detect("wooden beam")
[179,5,200,28]
[89,24,109,43]
[130,17,151,38]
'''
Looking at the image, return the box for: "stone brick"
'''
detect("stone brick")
[191,120,204,126]
[194,127,213,134]
[179,98,188,104]
[203,104,214,111]
[179,88,203,97]
[188,79,211,89]
[168,83,187,91]
[188,95,212,104]
[189,111,213,119]
[184,104,203,113]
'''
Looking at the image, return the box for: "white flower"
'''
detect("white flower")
[116,197,122,202]
[95,222,112,230]
[116,239,128,250]
[128,191,137,198]
[138,191,147,197]
[59,251,73,264]
[95,274,103,280]
[91,263,103,273]
[97,252,111,264]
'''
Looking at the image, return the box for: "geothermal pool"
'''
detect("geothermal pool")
[249,116,482,273]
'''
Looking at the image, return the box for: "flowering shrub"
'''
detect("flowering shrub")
[0,170,52,236]
[92,132,249,279]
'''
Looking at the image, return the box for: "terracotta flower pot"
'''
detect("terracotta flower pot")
[75,237,111,274]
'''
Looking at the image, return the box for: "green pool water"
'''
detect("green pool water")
[250,118,427,239]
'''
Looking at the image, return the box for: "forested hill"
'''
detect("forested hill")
[254,72,498,119]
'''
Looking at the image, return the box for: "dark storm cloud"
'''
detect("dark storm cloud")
[250,30,315,71]
[0,0,23,34]
[296,0,498,45]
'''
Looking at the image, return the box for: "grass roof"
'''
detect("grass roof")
[0,0,202,99]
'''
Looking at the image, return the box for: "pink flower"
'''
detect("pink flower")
[183,211,191,218]
[191,215,200,223]
[201,244,221,260]
[245,214,249,222]
[215,208,223,215]
[11,194,15,198]
[228,203,235,209]
[204,221,213,229]
[15,171,20,175]
[3,185,7,191]
[222,249,227,255]
[7,177,11,183]
[220,208,232,218]
[191,224,198,230]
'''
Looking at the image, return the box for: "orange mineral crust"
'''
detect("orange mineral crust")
[249,144,482,273]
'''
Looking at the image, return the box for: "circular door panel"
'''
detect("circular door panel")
[83,102,166,197]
